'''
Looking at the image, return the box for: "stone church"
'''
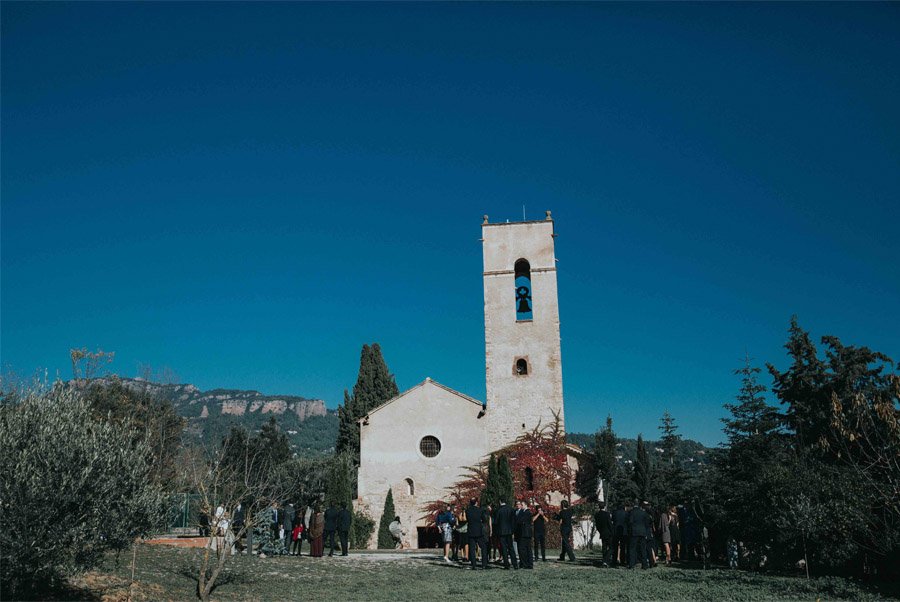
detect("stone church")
[356,212,567,548]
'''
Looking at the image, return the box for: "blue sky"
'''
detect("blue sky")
[2,3,898,445]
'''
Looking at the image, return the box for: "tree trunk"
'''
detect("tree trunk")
[197,540,211,601]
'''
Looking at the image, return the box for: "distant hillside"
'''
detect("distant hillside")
[567,432,711,475]
[84,378,339,457]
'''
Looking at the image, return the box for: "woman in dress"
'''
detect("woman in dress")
[455,506,468,562]
[659,506,673,565]
[309,505,325,557]
[667,506,680,563]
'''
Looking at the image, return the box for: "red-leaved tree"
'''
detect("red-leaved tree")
[422,413,576,548]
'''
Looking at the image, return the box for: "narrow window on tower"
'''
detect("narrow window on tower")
[525,467,535,491]
[514,258,533,321]
[515,358,529,376]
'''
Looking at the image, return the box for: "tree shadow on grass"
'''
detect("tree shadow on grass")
[176,558,258,598]
[15,582,102,602]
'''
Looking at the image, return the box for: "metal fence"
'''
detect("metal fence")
[163,492,202,533]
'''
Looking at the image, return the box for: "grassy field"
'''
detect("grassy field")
[62,545,897,602]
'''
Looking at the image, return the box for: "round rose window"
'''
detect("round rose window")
[419,435,441,458]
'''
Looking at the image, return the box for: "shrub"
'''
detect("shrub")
[0,386,166,597]
[350,509,375,549]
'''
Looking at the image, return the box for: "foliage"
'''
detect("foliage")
[324,452,355,510]
[180,423,299,601]
[479,454,500,509]
[252,506,286,557]
[654,411,689,506]
[377,489,396,549]
[336,343,399,468]
[77,377,185,485]
[276,456,330,506]
[349,509,375,549]
[254,416,292,467]
[425,413,573,546]
[766,318,899,574]
[567,431,710,478]
[707,356,790,568]
[632,434,651,503]
[497,454,515,504]
[0,385,166,598]
[69,347,115,381]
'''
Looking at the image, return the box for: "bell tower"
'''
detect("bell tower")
[482,211,565,450]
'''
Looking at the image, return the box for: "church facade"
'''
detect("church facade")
[356,212,566,548]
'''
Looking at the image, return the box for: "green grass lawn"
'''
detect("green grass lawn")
[67,545,896,602]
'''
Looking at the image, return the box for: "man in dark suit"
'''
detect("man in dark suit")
[232,502,246,554]
[494,499,518,569]
[515,500,534,569]
[612,502,628,567]
[338,503,352,556]
[628,501,652,569]
[324,503,339,557]
[532,504,547,562]
[555,499,576,561]
[594,501,613,567]
[465,499,489,570]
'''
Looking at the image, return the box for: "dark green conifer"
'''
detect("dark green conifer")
[497,455,515,504]
[336,344,400,467]
[632,434,651,503]
[377,488,396,549]
[480,454,500,509]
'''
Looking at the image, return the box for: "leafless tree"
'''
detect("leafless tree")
[179,435,296,602]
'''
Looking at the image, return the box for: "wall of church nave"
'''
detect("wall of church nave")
[356,380,491,549]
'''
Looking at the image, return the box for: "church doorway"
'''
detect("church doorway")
[416,526,441,549]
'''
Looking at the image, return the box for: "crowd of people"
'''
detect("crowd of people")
[434,498,577,570]
[200,500,353,559]
[592,500,707,569]
[199,495,706,569]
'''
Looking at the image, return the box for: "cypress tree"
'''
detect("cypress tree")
[336,344,400,467]
[325,452,354,510]
[377,488,396,549]
[480,454,500,509]
[632,434,651,503]
[594,416,618,502]
[497,455,515,504]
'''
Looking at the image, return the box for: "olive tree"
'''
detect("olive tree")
[0,385,166,597]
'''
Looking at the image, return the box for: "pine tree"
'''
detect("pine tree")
[659,411,680,467]
[336,344,400,467]
[725,354,781,445]
[767,316,827,447]
[632,434,651,503]
[480,454,500,509]
[656,412,687,506]
[497,455,515,504]
[254,416,291,466]
[377,488,396,549]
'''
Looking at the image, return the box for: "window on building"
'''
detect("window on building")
[419,435,442,458]
[405,478,415,496]
[515,358,529,375]
[514,258,533,321]
[525,467,535,491]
